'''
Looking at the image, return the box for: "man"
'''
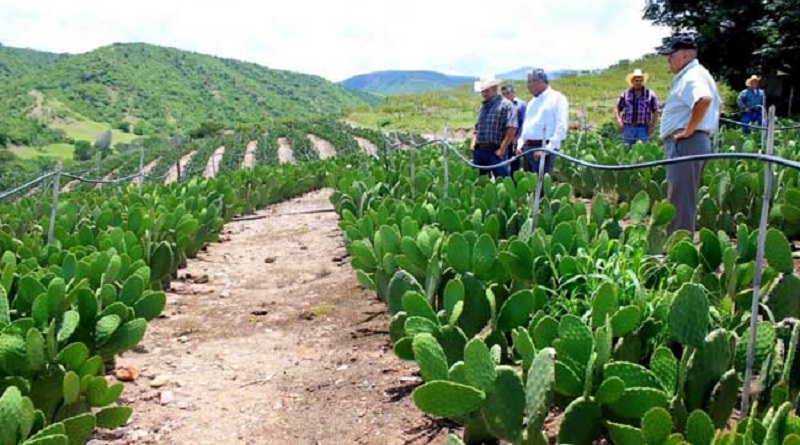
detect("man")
[614,68,660,146]
[500,84,527,175]
[658,34,721,237]
[737,75,765,134]
[516,69,569,176]
[470,78,517,178]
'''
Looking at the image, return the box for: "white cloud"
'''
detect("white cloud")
[0,0,671,81]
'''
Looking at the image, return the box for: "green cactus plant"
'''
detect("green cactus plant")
[412,333,449,382]
[735,321,776,373]
[481,366,525,441]
[557,397,602,445]
[686,410,715,445]
[669,283,710,348]
[707,370,740,429]
[464,338,496,392]
[685,329,732,411]
[412,380,486,418]
[642,407,673,445]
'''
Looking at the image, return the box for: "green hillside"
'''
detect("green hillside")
[0,42,369,146]
[347,55,734,134]
[0,44,65,78]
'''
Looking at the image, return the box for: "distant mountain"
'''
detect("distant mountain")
[496,66,582,81]
[0,42,369,146]
[340,70,478,95]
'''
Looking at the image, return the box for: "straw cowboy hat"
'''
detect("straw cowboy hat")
[625,68,650,86]
[473,77,499,93]
[745,75,761,87]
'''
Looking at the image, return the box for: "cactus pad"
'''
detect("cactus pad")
[412,381,486,418]
[608,387,670,419]
[708,370,740,429]
[642,407,673,445]
[590,282,618,329]
[412,333,449,382]
[445,233,471,274]
[595,376,625,405]
[766,274,800,322]
[557,397,602,445]
[610,305,643,337]
[765,228,794,274]
[735,321,776,373]
[686,328,732,411]
[686,409,714,445]
[650,347,678,395]
[497,290,535,332]
[402,291,439,324]
[532,315,559,349]
[482,366,525,441]
[525,348,555,430]
[464,338,496,392]
[606,421,646,445]
[668,283,710,348]
[554,360,583,397]
[604,362,662,390]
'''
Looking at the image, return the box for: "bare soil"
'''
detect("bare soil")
[307,134,337,160]
[99,189,452,445]
[243,141,258,169]
[131,158,160,184]
[277,138,295,164]
[355,137,378,156]
[204,146,226,178]
[165,151,197,185]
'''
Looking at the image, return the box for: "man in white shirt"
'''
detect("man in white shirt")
[516,69,569,176]
[658,34,721,237]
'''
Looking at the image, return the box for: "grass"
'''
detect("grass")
[346,54,735,133]
[50,120,139,146]
[11,143,74,160]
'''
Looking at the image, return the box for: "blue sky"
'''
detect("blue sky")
[0,0,671,81]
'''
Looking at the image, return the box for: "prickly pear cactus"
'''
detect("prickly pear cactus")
[604,362,663,390]
[557,397,602,445]
[707,370,741,429]
[608,387,671,419]
[685,329,732,411]
[481,366,525,441]
[525,348,555,431]
[464,338,496,392]
[765,229,794,274]
[642,407,673,445]
[412,333,449,382]
[686,410,715,445]
[766,274,800,322]
[735,321,776,373]
[650,347,678,395]
[669,283,710,348]
[412,381,485,418]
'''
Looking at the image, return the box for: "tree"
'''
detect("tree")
[644,0,799,87]
[73,140,95,161]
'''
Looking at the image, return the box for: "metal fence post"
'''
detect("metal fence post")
[442,125,449,198]
[137,144,144,194]
[741,105,777,417]
[47,162,61,245]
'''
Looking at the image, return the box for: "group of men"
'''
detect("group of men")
[470,34,738,237]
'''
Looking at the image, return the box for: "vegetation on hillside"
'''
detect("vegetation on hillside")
[347,55,735,134]
[340,70,477,95]
[0,42,369,146]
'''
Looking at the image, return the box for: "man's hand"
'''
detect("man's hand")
[532,151,546,161]
[495,147,506,158]
[672,128,695,141]
[617,120,624,133]
[647,126,655,137]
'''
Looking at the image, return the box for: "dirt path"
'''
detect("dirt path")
[94,168,120,189]
[355,137,378,156]
[243,141,258,169]
[204,146,226,178]
[165,151,197,185]
[131,158,160,184]
[277,138,294,164]
[307,134,337,160]
[104,189,449,445]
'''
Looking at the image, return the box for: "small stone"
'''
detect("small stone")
[178,336,189,343]
[194,274,209,284]
[150,375,170,388]
[159,391,175,405]
[273,401,283,410]
[114,367,139,382]
[264,257,277,264]
[219,289,231,298]
[336,365,349,371]
[176,402,190,410]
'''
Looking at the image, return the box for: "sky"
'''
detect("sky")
[0,0,671,82]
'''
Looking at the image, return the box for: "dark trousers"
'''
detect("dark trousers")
[741,110,762,134]
[665,131,711,237]
[473,146,509,178]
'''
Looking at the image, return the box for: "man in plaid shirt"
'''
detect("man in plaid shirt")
[614,68,660,146]
[471,78,518,178]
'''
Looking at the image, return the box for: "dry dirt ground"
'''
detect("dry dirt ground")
[96,189,453,445]
[165,151,197,185]
[243,141,258,169]
[203,146,226,178]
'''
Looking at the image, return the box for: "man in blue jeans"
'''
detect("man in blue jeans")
[737,75,764,134]
[470,78,518,178]
[614,68,660,146]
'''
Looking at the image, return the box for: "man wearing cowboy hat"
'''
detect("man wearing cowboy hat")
[470,77,518,178]
[614,68,660,146]
[658,34,721,237]
[737,75,765,134]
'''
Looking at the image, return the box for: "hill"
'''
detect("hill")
[497,67,586,81]
[0,42,369,146]
[340,70,477,95]
[346,54,734,134]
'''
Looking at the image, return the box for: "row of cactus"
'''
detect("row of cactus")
[332,144,800,443]
[0,155,352,444]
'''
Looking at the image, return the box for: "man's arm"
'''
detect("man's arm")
[549,94,569,150]
[736,90,747,110]
[498,127,517,158]
[673,96,712,140]
[614,95,625,132]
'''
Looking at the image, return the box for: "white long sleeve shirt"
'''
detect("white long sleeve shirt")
[518,86,569,150]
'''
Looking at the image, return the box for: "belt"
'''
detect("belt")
[475,143,500,150]
[523,139,548,148]
[624,123,649,128]
[662,129,710,141]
